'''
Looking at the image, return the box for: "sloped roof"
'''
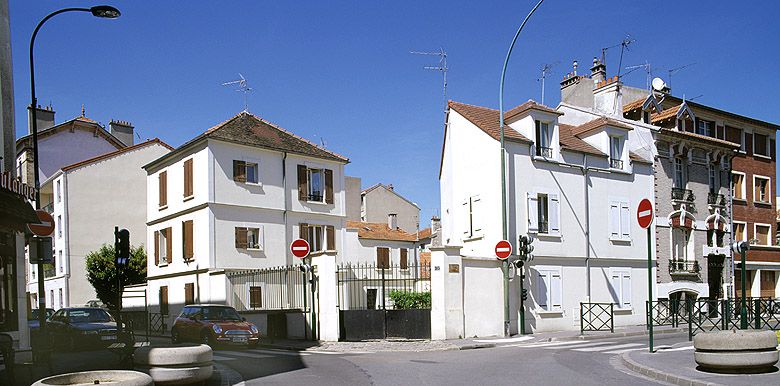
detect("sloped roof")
[558,124,606,157]
[623,98,646,113]
[651,105,682,123]
[61,138,173,172]
[346,221,417,242]
[361,183,420,209]
[568,116,634,137]
[629,152,652,164]
[16,115,126,153]
[505,100,563,120]
[448,101,531,143]
[417,227,432,240]
[658,128,740,149]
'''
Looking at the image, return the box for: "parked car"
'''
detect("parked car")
[47,307,118,351]
[84,299,107,308]
[28,308,55,331]
[171,304,259,347]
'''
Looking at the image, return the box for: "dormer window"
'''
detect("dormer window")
[609,136,624,169]
[642,111,650,124]
[535,120,552,158]
[697,120,712,137]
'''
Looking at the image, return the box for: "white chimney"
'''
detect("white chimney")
[388,213,398,229]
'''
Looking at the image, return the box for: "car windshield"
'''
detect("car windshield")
[68,309,113,323]
[201,307,241,321]
[30,309,54,320]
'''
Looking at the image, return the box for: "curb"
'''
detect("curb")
[619,351,721,386]
[546,328,687,343]
[457,343,496,350]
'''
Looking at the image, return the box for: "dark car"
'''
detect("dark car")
[28,308,55,331]
[47,307,118,351]
[171,304,259,347]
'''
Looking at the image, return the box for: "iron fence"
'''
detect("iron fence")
[580,303,613,333]
[647,297,779,339]
[148,312,167,334]
[226,265,313,312]
[337,262,431,310]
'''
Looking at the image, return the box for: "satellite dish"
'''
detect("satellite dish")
[652,77,667,92]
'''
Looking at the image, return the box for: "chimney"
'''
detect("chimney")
[388,213,398,230]
[109,119,135,147]
[593,75,623,116]
[590,56,607,84]
[27,105,55,134]
[431,216,441,247]
[387,184,393,191]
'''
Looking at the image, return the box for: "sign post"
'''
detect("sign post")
[495,240,512,260]
[28,208,55,357]
[290,238,313,339]
[637,199,654,353]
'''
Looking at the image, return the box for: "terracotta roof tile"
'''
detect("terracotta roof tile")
[448,101,531,143]
[505,100,563,120]
[558,124,606,157]
[569,116,634,137]
[651,105,681,122]
[417,227,432,240]
[346,221,417,242]
[658,128,740,149]
[62,138,173,172]
[622,98,645,113]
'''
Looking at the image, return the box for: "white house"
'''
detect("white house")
[26,139,172,309]
[345,218,418,267]
[142,111,349,328]
[437,98,655,336]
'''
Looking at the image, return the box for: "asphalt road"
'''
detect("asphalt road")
[215,333,691,385]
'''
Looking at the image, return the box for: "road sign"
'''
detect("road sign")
[495,240,512,260]
[27,209,55,236]
[290,238,311,259]
[637,199,653,229]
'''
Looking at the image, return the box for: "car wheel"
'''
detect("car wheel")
[201,331,212,347]
[171,329,181,344]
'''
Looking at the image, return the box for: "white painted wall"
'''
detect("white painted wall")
[35,127,121,183]
[343,229,416,265]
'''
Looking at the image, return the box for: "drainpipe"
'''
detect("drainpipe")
[727,158,735,300]
[583,155,591,300]
[283,152,289,265]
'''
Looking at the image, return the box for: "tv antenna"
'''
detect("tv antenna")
[667,63,696,92]
[536,62,557,105]
[601,35,635,79]
[411,48,448,111]
[222,73,253,112]
[625,61,653,91]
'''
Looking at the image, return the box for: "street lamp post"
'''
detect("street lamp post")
[29,5,120,358]
[498,0,545,337]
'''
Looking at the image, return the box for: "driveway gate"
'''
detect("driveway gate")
[337,262,431,340]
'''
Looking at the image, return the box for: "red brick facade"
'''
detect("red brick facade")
[731,148,779,262]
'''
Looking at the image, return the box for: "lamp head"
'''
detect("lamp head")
[90,5,121,18]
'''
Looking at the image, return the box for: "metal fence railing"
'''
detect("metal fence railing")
[337,262,431,310]
[580,303,614,333]
[227,265,314,312]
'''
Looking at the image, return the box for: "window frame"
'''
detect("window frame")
[753,132,770,158]
[537,267,563,312]
[308,224,325,252]
[733,221,747,242]
[696,119,712,136]
[307,168,325,203]
[753,175,771,204]
[527,190,561,237]
[708,164,719,194]
[673,157,687,189]
[235,226,263,250]
[609,199,631,242]
[159,228,170,265]
[731,171,746,201]
[535,120,553,158]
[671,227,692,262]
[754,223,772,246]
[609,268,632,309]
[609,136,624,170]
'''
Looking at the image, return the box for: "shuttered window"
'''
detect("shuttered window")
[182,220,194,260]
[249,286,262,309]
[400,248,408,269]
[611,270,632,309]
[754,133,769,157]
[528,191,560,236]
[760,271,775,298]
[183,159,194,198]
[233,160,258,183]
[235,227,262,249]
[298,165,334,204]
[609,200,631,241]
[377,247,390,268]
[300,224,334,252]
[725,126,742,148]
[159,286,169,315]
[155,228,171,265]
[538,269,562,312]
[732,173,745,200]
[158,171,167,208]
[184,283,195,305]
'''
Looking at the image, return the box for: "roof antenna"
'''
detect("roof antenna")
[536,62,558,105]
[222,73,253,112]
[667,63,696,92]
[411,48,448,112]
[624,61,652,91]
[601,35,635,78]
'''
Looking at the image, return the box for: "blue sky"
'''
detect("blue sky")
[8,1,780,225]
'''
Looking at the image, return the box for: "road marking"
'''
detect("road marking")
[247,348,311,356]
[658,345,693,352]
[603,346,648,354]
[474,336,533,343]
[508,340,615,348]
[306,350,375,355]
[574,343,643,352]
[542,341,620,350]
[218,351,275,359]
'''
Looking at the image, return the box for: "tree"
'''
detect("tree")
[85,244,146,310]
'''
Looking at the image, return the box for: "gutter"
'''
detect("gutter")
[283,152,290,265]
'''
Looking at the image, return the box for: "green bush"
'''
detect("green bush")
[389,290,431,309]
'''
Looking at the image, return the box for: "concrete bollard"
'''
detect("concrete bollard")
[32,370,153,386]
[134,344,213,385]
[693,330,779,373]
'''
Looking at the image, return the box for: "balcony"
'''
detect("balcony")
[707,193,726,207]
[609,158,623,169]
[671,188,694,202]
[535,146,553,158]
[307,194,323,202]
[669,260,699,275]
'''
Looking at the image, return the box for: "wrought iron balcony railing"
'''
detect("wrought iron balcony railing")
[707,193,726,206]
[669,260,699,275]
[671,188,694,202]
[609,158,623,169]
[536,146,553,158]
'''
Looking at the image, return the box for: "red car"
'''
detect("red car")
[171,304,259,347]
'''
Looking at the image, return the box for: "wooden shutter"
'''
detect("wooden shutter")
[184,159,193,197]
[716,125,725,140]
[233,160,246,183]
[527,193,539,232]
[235,227,247,249]
[160,286,169,315]
[620,202,630,239]
[771,139,776,160]
[377,247,389,268]
[609,202,620,238]
[400,248,408,269]
[154,230,160,266]
[551,272,562,310]
[299,223,309,242]
[297,165,308,200]
[159,171,167,207]
[755,134,767,156]
[622,273,631,307]
[745,133,753,155]
[326,225,335,251]
[183,220,194,260]
[324,169,334,204]
[184,283,194,305]
[165,228,172,262]
[549,193,560,234]
[725,126,741,145]
[537,272,548,310]
[249,286,262,308]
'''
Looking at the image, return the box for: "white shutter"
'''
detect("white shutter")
[549,193,560,235]
[551,272,562,310]
[611,272,621,304]
[462,199,471,236]
[537,272,548,310]
[609,202,620,238]
[472,196,482,233]
[527,193,539,232]
[621,273,632,308]
[620,202,630,239]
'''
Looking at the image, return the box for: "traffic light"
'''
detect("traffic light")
[115,228,130,266]
[521,288,528,301]
[299,264,311,273]
[517,234,535,261]
[513,259,524,269]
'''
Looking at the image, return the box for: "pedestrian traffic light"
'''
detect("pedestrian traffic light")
[521,288,528,301]
[115,228,130,266]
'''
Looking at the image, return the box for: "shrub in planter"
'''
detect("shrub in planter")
[388,290,431,309]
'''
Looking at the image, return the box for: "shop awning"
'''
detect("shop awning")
[0,188,38,232]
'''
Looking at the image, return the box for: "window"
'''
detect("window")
[609,200,630,241]
[154,228,171,265]
[609,136,623,169]
[158,171,167,208]
[696,120,712,136]
[733,222,746,242]
[297,165,333,204]
[537,269,562,312]
[300,223,335,253]
[610,270,631,309]
[182,220,194,259]
[673,158,686,189]
[672,228,690,261]
[184,283,195,305]
[58,288,63,309]
[732,172,745,200]
[708,165,718,194]
[233,160,258,184]
[462,195,482,239]
[183,159,194,198]
[249,286,262,309]
[725,126,743,150]
[56,180,61,203]
[58,250,63,273]
[57,215,62,238]
[235,227,262,250]
[376,247,390,268]
[49,290,54,308]
[528,191,560,235]
[642,111,650,124]
[535,121,552,157]
[755,224,771,246]
[754,133,769,157]
[159,286,169,315]
[754,176,770,204]
[400,248,408,269]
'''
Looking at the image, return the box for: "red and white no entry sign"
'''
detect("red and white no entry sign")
[495,240,512,260]
[290,238,311,259]
[27,209,55,236]
[637,199,653,229]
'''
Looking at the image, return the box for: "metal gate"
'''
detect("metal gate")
[337,262,431,340]
[580,302,614,333]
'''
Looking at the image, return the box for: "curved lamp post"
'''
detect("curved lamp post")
[498,0,544,337]
[29,4,120,359]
